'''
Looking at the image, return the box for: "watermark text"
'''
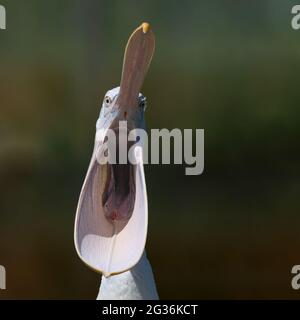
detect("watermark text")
[95,122,204,175]
[0,265,5,290]
[0,5,6,30]
[292,265,300,290]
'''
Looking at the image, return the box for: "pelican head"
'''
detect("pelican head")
[74,23,155,277]
[96,87,147,222]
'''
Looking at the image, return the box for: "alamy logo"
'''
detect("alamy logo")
[291,265,300,290]
[0,5,6,30]
[0,265,5,290]
[291,5,300,30]
[95,122,204,176]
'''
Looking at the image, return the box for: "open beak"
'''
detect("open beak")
[74,23,155,276]
[116,22,155,112]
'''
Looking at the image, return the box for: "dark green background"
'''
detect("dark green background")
[0,0,300,299]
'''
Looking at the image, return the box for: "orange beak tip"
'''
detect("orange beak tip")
[141,22,150,34]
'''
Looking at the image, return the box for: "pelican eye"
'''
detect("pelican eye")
[104,96,112,107]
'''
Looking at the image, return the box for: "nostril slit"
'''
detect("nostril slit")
[124,111,127,118]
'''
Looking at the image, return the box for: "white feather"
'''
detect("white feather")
[97,252,159,300]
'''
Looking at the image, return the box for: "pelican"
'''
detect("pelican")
[74,23,159,299]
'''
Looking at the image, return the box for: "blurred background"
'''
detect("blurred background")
[1,0,300,299]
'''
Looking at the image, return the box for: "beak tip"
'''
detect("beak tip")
[141,22,150,34]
